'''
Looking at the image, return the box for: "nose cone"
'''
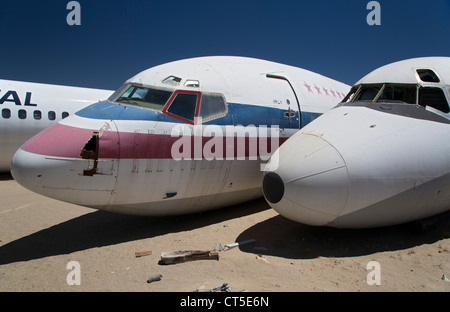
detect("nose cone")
[263,134,349,226]
[11,122,119,209]
[11,147,46,194]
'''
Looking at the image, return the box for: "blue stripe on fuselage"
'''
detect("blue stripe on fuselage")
[75,101,321,128]
[300,111,321,127]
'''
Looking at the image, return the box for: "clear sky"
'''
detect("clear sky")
[1,0,449,90]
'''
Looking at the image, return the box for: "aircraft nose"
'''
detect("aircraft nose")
[11,148,41,193]
[263,134,349,226]
[11,122,119,209]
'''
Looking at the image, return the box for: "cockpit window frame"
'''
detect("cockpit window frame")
[343,82,450,115]
[199,92,228,123]
[162,90,202,125]
[419,86,450,113]
[108,83,135,103]
[162,90,228,125]
[344,83,420,105]
[162,76,182,86]
[416,69,441,83]
[109,83,174,110]
[109,83,229,125]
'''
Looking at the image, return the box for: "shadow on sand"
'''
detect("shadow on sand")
[0,173,13,181]
[0,198,268,265]
[1,196,450,264]
[236,210,450,259]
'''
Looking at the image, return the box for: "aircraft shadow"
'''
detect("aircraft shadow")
[0,198,269,265]
[0,173,13,181]
[236,211,450,259]
[2,196,450,264]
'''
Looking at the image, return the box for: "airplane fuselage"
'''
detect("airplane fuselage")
[0,79,113,172]
[263,57,450,228]
[11,56,350,215]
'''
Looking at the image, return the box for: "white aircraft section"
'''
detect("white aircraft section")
[11,56,349,216]
[0,79,113,171]
[263,57,450,228]
[125,56,347,115]
[355,56,450,85]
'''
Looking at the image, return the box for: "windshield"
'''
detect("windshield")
[114,84,173,110]
[377,85,417,104]
[343,83,450,114]
[346,84,418,104]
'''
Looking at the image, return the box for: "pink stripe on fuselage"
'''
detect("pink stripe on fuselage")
[21,123,284,160]
[21,123,120,159]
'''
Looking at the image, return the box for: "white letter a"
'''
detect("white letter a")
[67,1,81,26]
[366,261,381,285]
[66,261,81,285]
[366,1,381,26]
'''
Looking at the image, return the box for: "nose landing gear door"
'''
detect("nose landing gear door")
[266,74,301,129]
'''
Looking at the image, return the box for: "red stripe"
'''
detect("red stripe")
[119,133,285,159]
[21,124,104,158]
[21,123,286,159]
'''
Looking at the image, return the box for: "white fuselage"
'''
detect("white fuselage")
[266,103,450,228]
[263,57,450,228]
[11,56,350,216]
[0,79,113,172]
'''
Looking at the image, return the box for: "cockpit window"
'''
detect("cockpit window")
[348,84,417,104]
[199,93,227,121]
[165,91,200,123]
[344,83,450,114]
[378,85,417,104]
[162,76,182,86]
[357,85,382,101]
[163,91,227,124]
[184,80,200,88]
[342,86,359,102]
[417,69,440,83]
[115,85,172,110]
[419,87,449,113]
[111,83,228,124]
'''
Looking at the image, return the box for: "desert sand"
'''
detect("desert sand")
[1,174,450,293]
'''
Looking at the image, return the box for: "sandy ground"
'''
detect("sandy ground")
[1,174,450,293]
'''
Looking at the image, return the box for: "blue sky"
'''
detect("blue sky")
[1,0,449,90]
